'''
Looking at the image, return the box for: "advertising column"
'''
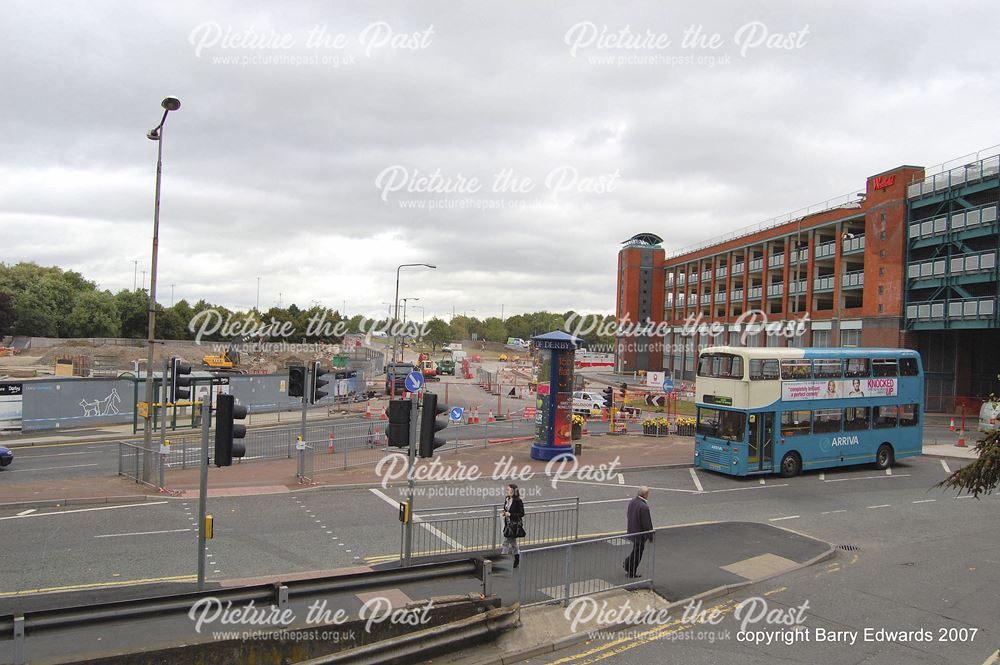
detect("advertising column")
[530,330,582,461]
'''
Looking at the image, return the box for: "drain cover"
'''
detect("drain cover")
[837,544,861,551]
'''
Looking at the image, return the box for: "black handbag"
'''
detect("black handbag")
[504,520,526,539]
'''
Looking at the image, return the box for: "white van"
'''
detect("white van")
[572,390,605,416]
[980,399,1000,432]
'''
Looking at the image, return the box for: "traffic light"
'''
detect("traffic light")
[309,361,329,404]
[168,357,192,403]
[214,393,247,467]
[288,365,306,397]
[418,392,449,458]
[620,382,628,399]
[603,386,614,409]
[387,399,412,448]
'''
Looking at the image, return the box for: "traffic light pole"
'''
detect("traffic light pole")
[300,364,310,448]
[158,358,169,489]
[197,392,211,590]
[403,391,418,567]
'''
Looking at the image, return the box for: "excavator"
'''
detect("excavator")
[202,341,242,372]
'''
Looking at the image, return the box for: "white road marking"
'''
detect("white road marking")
[617,473,624,485]
[867,504,891,509]
[940,460,951,474]
[13,451,90,458]
[16,509,36,516]
[979,648,998,665]
[0,501,168,521]
[912,499,936,504]
[704,483,789,493]
[821,510,847,515]
[8,463,100,473]
[819,472,825,481]
[823,474,910,483]
[769,515,800,521]
[955,495,976,499]
[688,468,704,492]
[95,528,192,538]
[555,478,699,493]
[369,487,464,549]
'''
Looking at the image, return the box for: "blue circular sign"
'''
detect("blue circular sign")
[449,407,464,422]
[404,371,424,392]
[662,378,675,392]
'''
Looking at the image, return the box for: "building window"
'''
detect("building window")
[879,267,885,276]
[841,329,861,347]
[880,249,887,258]
[878,286,884,295]
[878,304,884,313]
[812,329,831,348]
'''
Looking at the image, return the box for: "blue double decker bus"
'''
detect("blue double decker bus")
[693,347,924,477]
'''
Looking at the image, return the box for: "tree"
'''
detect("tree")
[423,318,451,349]
[12,284,59,336]
[482,317,507,342]
[0,291,15,336]
[115,289,149,338]
[64,291,120,337]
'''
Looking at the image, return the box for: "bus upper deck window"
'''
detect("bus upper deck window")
[844,358,869,378]
[899,357,919,376]
[872,359,898,377]
[750,359,779,380]
[780,359,811,379]
[813,359,843,378]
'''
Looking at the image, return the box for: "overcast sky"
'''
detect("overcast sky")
[2,1,998,322]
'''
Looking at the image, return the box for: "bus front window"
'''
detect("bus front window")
[697,407,746,441]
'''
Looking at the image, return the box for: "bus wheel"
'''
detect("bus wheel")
[874,443,894,470]
[779,452,801,478]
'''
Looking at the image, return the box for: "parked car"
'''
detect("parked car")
[980,399,1000,433]
[0,446,12,467]
[572,390,606,416]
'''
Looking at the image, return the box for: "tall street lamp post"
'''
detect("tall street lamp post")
[142,95,181,482]
[393,264,435,363]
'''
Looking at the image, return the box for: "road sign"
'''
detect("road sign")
[662,378,674,392]
[523,406,537,420]
[449,406,464,422]
[404,371,424,392]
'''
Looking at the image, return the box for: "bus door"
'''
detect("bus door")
[748,412,775,472]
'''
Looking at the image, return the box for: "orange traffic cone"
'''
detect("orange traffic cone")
[949,418,955,432]
[327,434,335,454]
[487,410,496,423]
[365,402,373,419]
[956,427,966,447]
[380,407,387,420]
[473,407,480,424]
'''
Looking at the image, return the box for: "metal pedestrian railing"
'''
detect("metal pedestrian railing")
[516,530,656,607]
[400,497,580,559]
[117,442,161,488]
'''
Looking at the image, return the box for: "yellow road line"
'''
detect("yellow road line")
[0,574,196,597]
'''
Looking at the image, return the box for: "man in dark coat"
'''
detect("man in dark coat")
[623,486,653,578]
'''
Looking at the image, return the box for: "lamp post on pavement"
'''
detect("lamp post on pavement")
[142,95,181,483]
[393,264,435,363]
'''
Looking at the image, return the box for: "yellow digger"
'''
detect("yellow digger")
[202,342,241,370]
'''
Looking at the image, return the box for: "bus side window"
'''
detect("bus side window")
[780,359,811,380]
[781,410,812,436]
[750,359,779,380]
[899,404,919,427]
[813,359,843,378]
[873,405,898,428]
[843,406,870,431]
[844,358,869,377]
[813,408,841,433]
[872,358,898,377]
[899,358,919,376]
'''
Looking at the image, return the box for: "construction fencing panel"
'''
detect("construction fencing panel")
[117,442,161,488]
[307,419,391,473]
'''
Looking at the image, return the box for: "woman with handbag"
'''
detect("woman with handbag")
[502,483,525,568]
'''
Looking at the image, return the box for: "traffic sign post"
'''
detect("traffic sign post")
[404,371,424,393]
[403,390,419,567]
[449,406,464,422]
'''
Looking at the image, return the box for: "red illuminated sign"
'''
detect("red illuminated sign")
[872,175,896,190]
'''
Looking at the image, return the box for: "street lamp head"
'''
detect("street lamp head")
[424,264,437,269]
[146,128,160,141]
[161,96,181,111]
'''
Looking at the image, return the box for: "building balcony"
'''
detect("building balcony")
[908,251,997,281]
[813,275,835,292]
[748,286,762,299]
[690,273,699,283]
[766,283,784,297]
[714,292,726,304]
[909,203,998,242]
[731,262,744,276]
[700,294,711,305]
[767,253,784,269]
[842,235,865,254]
[701,270,712,281]
[730,289,744,302]
[788,280,808,295]
[814,241,836,260]
[907,154,1000,199]
[715,266,727,279]
[842,271,864,289]
[748,258,764,273]
[907,297,996,322]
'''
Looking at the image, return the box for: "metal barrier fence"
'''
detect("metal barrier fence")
[401,497,580,559]
[515,530,656,607]
[117,442,161,488]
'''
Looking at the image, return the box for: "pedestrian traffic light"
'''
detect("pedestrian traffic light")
[620,382,628,399]
[214,393,247,467]
[309,361,329,404]
[418,392,449,458]
[387,399,412,448]
[168,357,192,403]
[603,386,614,409]
[288,365,305,397]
